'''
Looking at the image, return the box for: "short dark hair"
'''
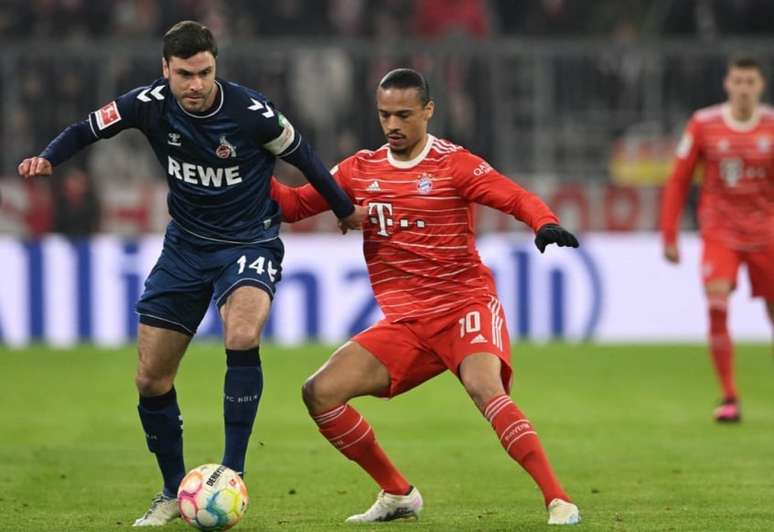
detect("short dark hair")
[163,20,218,62]
[378,68,431,106]
[728,55,764,75]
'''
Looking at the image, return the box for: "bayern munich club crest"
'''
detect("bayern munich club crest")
[216,135,236,158]
[416,173,433,194]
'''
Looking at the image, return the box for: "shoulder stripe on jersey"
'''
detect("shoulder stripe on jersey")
[695,105,724,121]
[431,144,457,155]
[137,86,165,102]
[434,138,462,151]
[247,98,275,117]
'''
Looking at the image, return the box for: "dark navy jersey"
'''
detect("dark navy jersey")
[87,78,299,243]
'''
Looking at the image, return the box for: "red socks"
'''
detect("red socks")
[484,394,569,506]
[313,399,568,505]
[313,404,410,495]
[708,294,737,401]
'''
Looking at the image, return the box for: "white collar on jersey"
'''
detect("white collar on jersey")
[175,80,225,119]
[387,134,436,169]
[721,103,761,132]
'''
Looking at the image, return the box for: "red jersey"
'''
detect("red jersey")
[271,135,559,322]
[661,103,774,249]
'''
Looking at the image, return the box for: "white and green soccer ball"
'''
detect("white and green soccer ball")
[177,464,249,531]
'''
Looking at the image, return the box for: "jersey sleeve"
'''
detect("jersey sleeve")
[452,152,559,231]
[249,98,354,218]
[661,117,701,246]
[39,85,155,167]
[87,85,155,139]
[270,160,354,223]
[249,99,301,157]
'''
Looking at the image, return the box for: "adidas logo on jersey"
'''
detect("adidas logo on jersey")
[367,181,381,192]
[470,334,487,345]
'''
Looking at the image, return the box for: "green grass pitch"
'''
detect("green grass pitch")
[0,343,772,531]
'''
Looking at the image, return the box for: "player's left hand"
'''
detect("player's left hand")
[534,223,579,253]
[338,204,367,234]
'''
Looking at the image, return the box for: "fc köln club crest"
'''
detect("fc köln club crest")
[216,135,236,158]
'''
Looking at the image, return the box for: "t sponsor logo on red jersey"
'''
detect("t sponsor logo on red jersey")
[95,101,121,130]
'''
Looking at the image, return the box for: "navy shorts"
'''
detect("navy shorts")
[136,222,284,336]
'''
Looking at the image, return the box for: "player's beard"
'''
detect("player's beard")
[181,85,215,113]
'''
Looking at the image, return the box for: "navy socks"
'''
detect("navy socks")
[222,347,263,475]
[138,387,185,498]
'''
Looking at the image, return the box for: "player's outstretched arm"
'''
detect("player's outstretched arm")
[270,176,366,234]
[18,118,99,179]
[279,138,356,219]
[270,176,330,222]
[453,152,578,252]
[661,118,701,264]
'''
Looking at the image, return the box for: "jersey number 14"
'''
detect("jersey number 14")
[236,255,277,282]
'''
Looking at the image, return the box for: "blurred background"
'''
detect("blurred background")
[1,0,773,345]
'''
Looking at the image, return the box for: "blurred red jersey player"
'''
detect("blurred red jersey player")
[272,69,581,526]
[661,56,774,422]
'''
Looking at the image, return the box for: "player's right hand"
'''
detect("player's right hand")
[534,223,579,253]
[18,157,53,178]
[338,204,367,235]
[663,244,680,264]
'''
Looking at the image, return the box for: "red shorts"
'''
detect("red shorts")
[701,239,774,299]
[353,295,512,398]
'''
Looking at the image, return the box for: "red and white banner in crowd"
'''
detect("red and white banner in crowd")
[0,179,668,236]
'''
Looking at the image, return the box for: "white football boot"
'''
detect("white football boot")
[345,486,423,523]
[547,498,581,525]
[132,492,180,527]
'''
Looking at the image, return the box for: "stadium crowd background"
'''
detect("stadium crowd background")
[2,0,774,236]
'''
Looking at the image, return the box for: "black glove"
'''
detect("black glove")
[534,224,579,253]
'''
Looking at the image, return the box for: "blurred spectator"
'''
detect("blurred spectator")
[112,0,164,37]
[660,0,774,38]
[23,178,54,236]
[51,167,100,236]
[251,0,330,36]
[328,0,368,37]
[414,0,490,39]
[495,0,591,35]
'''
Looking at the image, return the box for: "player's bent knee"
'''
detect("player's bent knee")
[462,373,505,410]
[705,280,732,297]
[134,372,173,398]
[224,324,261,351]
[301,375,343,413]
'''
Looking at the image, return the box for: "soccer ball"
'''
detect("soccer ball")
[177,464,249,531]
